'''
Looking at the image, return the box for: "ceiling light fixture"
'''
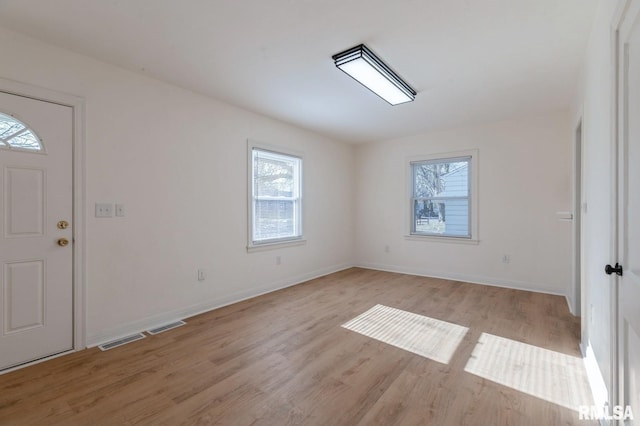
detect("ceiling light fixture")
[332,44,416,106]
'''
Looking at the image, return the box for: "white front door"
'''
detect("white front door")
[0,91,73,371]
[617,1,640,422]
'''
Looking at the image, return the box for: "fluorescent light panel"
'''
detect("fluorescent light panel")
[333,44,416,105]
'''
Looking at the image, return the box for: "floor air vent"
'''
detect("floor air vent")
[98,333,146,351]
[146,320,186,335]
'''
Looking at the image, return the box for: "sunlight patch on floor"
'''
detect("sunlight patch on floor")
[341,304,468,364]
[464,333,594,411]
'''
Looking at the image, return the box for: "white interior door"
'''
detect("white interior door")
[618,1,640,422]
[0,91,73,371]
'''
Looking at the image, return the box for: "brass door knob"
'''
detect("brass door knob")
[57,238,69,247]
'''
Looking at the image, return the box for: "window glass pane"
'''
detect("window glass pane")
[413,160,469,198]
[7,132,41,150]
[412,156,471,238]
[254,200,295,241]
[0,117,25,138]
[0,112,43,151]
[251,147,301,244]
[254,152,296,198]
[414,199,469,237]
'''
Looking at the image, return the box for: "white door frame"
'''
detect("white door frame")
[611,0,638,418]
[0,78,86,362]
[614,0,640,420]
[571,114,583,317]
[608,4,623,416]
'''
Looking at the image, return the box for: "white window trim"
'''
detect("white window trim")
[404,149,479,243]
[247,139,306,252]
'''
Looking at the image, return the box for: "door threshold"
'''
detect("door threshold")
[0,348,76,376]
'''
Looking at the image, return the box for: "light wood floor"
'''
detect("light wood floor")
[0,268,594,425]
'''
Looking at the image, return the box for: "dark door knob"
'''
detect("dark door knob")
[605,263,623,276]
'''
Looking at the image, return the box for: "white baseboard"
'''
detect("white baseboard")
[566,295,577,315]
[87,262,354,347]
[355,261,566,297]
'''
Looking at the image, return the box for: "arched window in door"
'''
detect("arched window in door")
[0,112,44,152]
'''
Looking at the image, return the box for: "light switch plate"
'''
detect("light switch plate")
[95,203,113,217]
[115,204,125,217]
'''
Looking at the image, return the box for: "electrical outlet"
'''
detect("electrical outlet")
[501,254,510,264]
[198,269,206,281]
[115,204,125,217]
[95,203,113,217]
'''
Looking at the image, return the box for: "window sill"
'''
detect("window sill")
[247,238,307,253]
[404,234,480,245]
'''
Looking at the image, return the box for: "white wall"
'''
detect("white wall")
[0,17,598,358]
[355,112,573,295]
[0,26,355,346]
[570,0,622,405]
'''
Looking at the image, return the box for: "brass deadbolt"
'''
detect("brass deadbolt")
[57,220,69,230]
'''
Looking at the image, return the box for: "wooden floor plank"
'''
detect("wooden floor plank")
[0,268,594,425]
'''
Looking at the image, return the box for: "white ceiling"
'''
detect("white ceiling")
[0,0,598,143]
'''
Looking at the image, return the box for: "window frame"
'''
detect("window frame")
[406,149,479,243]
[247,140,305,251]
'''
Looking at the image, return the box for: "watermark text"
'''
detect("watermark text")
[578,405,634,421]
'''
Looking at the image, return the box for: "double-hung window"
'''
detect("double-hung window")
[410,154,474,239]
[249,145,302,247]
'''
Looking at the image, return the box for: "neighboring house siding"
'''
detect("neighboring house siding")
[438,165,468,236]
